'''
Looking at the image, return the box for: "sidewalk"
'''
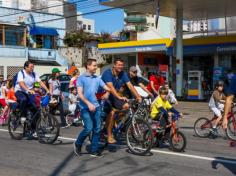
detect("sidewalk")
[176,101,212,128]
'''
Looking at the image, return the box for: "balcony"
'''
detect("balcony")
[0,46,27,58]
[28,48,68,66]
[28,48,56,61]
[125,16,147,23]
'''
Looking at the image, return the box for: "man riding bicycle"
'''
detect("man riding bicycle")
[101,58,142,144]
[14,61,49,121]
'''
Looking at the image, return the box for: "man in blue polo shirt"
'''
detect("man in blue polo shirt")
[73,58,110,158]
[223,75,236,129]
[101,58,142,144]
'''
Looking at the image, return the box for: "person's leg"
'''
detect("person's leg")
[75,109,93,146]
[212,107,222,128]
[106,110,115,143]
[15,91,28,117]
[90,107,102,153]
[58,97,67,126]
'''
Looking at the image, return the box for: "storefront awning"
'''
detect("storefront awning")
[30,26,59,36]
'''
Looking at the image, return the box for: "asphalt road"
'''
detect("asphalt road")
[0,123,235,176]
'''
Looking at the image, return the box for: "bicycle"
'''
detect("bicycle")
[8,94,60,144]
[194,103,236,140]
[0,103,12,125]
[149,114,187,152]
[90,99,154,156]
[65,108,83,127]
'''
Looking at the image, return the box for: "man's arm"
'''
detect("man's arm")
[106,82,124,100]
[139,82,153,97]
[39,81,49,93]
[150,81,158,95]
[19,82,33,93]
[223,95,234,129]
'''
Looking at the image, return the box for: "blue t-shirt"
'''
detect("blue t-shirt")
[227,75,236,96]
[101,69,130,91]
[77,73,105,109]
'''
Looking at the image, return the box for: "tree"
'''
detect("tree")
[64,29,94,48]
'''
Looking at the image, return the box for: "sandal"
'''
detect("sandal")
[107,136,117,144]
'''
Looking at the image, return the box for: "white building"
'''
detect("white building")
[0,0,31,9]
[77,12,95,33]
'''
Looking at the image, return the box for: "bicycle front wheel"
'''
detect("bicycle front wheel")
[226,119,236,141]
[126,118,153,155]
[194,117,212,138]
[36,114,60,144]
[170,131,187,152]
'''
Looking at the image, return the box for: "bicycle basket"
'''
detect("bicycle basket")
[41,95,50,107]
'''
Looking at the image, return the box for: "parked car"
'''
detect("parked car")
[40,73,71,82]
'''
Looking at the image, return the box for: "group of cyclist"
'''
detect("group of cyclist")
[1,57,234,158]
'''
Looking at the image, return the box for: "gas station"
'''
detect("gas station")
[99,0,236,100]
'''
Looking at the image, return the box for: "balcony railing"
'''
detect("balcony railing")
[125,16,147,23]
[0,46,27,58]
[28,48,56,61]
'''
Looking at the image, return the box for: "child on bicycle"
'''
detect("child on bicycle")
[209,80,226,135]
[151,87,182,145]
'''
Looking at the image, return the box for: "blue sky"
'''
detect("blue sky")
[69,0,124,33]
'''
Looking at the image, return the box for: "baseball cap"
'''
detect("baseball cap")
[52,68,61,73]
[130,66,137,72]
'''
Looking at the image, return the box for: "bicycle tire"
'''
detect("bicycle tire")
[226,119,236,141]
[8,112,24,140]
[170,130,187,152]
[36,114,60,144]
[125,118,153,156]
[194,117,212,138]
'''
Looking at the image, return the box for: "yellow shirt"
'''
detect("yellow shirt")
[151,96,172,119]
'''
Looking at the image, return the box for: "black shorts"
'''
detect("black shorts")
[110,96,127,110]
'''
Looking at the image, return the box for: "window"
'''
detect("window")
[88,25,91,30]
[83,24,86,30]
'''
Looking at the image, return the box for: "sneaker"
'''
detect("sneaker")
[210,128,218,136]
[162,140,170,147]
[90,151,104,158]
[73,142,82,156]
[61,124,70,129]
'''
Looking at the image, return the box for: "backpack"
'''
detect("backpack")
[13,70,36,87]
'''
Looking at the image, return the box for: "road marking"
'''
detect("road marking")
[1,128,236,165]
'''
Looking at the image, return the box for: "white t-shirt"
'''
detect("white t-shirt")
[48,79,61,96]
[69,93,78,105]
[15,70,41,92]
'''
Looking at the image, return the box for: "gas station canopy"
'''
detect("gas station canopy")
[100,0,236,20]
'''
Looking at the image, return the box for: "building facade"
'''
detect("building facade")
[77,12,95,33]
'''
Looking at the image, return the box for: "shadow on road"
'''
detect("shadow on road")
[212,157,236,175]
[48,151,75,176]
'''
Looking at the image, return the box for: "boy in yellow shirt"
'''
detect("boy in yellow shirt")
[151,87,182,126]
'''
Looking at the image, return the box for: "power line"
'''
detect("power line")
[1,2,100,23]
[0,0,92,18]
[29,0,154,25]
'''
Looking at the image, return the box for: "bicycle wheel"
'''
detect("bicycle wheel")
[126,118,153,155]
[170,131,187,152]
[8,112,24,140]
[194,117,212,138]
[36,114,60,144]
[226,119,236,141]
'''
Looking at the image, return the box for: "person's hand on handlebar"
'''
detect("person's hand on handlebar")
[119,96,128,102]
[136,96,142,103]
[27,89,35,94]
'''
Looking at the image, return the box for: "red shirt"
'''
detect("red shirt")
[147,75,165,92]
